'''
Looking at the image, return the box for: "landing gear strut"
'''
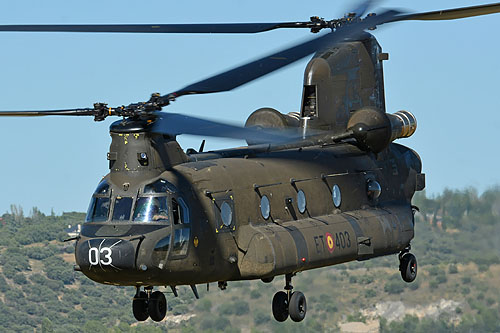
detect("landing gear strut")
[132,287,167,322]
[272,273,307,322]
[399,248,417,283]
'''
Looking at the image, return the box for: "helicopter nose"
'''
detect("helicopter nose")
[75,238,136,272]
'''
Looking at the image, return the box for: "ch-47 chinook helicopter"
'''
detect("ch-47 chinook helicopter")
[1,0,499,324]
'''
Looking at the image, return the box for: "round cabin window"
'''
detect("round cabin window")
[221,202,233,226]
[297,190,306,214]
[332,184,341,208]
[367,179,382,200]
[260,195,270,220]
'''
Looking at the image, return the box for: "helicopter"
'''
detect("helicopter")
[1,0,499,324]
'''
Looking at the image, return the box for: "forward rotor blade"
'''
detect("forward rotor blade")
[0,108,95,117]
[152,112,300,143]
[397,2,500,21]
[0,22,312,34]
[167,9,401,99]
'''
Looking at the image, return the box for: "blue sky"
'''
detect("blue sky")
[0,0,499,214]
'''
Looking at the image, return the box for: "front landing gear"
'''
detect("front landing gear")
[149,291,167,322]
[272,274,307,322]
[132,287,167,322]
[399,250,417,283]
[132,290,149,321]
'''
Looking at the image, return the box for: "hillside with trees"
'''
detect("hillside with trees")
[0,187,499,332]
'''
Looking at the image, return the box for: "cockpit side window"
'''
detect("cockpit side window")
[85,180,111,223]
[112,197,133,221]
[171,228,190,256]
[172,197,190,225]
[86,197,110,222]
[133,196,169,223]
[170,196,190,258]
[172,198,180,225]
[95,180,110,195]
[178,197,190,224]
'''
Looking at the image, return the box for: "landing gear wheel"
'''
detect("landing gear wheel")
[148,291,167,322]
[132,291,149,321]
[272,291,289,322]
[400,252,417,283]
[289,291,307,322]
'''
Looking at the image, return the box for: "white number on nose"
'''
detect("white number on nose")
[88,246,113,266]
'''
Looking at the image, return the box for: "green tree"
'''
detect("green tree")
[41,318,54,333]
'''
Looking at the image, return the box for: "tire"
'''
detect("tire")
[272,291,289,322]
[400,253,417,283]
[148,291,167,322]
[289,291,307,322]
[132,291,149,321]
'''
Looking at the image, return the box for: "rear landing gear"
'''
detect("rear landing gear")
[271,273,307,322]
[289,291,307,322]
[399,249,417,283]
[132,287,167,322]
[272,291,288,322]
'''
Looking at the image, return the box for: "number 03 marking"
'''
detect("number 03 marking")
[88,247,113,265]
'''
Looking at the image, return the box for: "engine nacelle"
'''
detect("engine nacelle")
[347,107,417,153]
[244,107,301,145]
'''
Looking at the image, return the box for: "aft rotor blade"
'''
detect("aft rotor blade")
[152,112,300,143]
[396,2,500,21]
[0,22,313,34]
[167,9,401,99]
[348,0,379,17]
[0,108,95,117]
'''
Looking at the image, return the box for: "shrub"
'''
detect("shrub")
[384,281,404,294]
[0,275,8,292]
[365,289,377,298]
[12,273,28,285]
[195,298,212,312]
[233,301,249,316]
[360,275,374,284]
[436,274,447,284]
[213,317,230,331]
[218,303,234,315]
[172,304,189,315]
[429,280,439,290]
[253,310,271,325]
[477,264,489,272]
[250,289,261,299]
[428,266,444,276]
[347,312,366,323]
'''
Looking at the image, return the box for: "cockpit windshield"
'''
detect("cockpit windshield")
[85,178,185,224]
[133,196,169,223]
[112,197,133,221]
[144,179,177,194]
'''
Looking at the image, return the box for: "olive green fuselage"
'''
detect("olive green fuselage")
[76,138,422,287]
